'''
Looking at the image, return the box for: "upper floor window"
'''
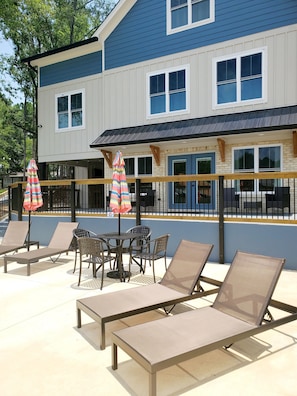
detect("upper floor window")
[147,66,189,117]
[55,90,85,131]
[213,49,266,107]
[233,145,281,192]
[167,0,214,34]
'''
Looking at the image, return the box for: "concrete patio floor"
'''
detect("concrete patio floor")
[1,248,297,396]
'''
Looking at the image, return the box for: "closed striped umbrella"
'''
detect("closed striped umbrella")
[23,159,43,248]
[110,151,131,234]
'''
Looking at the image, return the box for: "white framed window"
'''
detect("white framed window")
[55,89,85,131]
[147,66,189,117]
[233,145,281,193]
[167,0,215,34]
[125,156,153,176]
[125,156,153,194]
[213,48,267,108]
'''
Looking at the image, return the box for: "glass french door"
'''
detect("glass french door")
[168,153,215,210]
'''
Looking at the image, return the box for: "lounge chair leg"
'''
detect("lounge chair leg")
[149,373,156,396]
[163,304,175,315]
[194,280,204,293]
[77,308,82,328]
[100,322,105,350]
[264,308,274,322]
[112,343,118,369]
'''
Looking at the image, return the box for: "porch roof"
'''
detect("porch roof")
[90,105,297,148]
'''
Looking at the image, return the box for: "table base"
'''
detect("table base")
[107,270,131,280]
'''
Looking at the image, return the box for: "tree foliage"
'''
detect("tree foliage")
[0,95,31,175]
[0,0,117,172]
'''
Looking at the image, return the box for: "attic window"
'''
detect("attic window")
[167,0,214,34]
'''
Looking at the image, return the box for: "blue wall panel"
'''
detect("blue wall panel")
[40,51,102,87]
[105,0,297,70]
[13,214,297,270]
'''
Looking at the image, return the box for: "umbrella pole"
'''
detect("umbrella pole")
[118,213,121,235]
[27,211,31,251]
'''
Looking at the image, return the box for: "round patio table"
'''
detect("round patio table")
[96,231,146,281]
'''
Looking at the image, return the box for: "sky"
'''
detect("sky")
[0,35,14,55]
[0,34,23,104]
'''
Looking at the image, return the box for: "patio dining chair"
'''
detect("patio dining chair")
[124,225,151,273]
[130,233,170,282]
[77,237,115,289]
[72,228,97,273]
[224,187,239,212]
[266,186,290,214]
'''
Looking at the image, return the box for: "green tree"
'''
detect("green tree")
[0,96,29,175]
[0,0,117,162]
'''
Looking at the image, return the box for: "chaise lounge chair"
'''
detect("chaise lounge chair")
[0,221,29,256]
[76,240,215,350]
[4,222,79,276]
[111,251,297,396]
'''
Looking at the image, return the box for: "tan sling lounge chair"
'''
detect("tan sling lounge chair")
[111,251,297,396]
[0,221,29,256]
[4,222,79,276]
[76,240,215,350]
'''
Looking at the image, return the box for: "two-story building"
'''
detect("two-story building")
[23,0,297,214]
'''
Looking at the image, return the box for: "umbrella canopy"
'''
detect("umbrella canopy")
[109,151,131,234]
[23,159,43,212]
[23,159,43,248]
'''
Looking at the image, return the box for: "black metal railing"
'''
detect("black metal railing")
[8,172,297,223]
[0,190,9,220]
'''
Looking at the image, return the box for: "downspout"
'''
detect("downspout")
[27,61,39,162]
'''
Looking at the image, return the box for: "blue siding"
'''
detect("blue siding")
[105,0,297,70]
[40,51,102,87]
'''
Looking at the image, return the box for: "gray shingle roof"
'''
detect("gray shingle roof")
[90,105,297,148]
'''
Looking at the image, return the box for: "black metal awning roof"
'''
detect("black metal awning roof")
[90,105,297,148]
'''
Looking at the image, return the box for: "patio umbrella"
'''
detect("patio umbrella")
[23,159,43,248]
[109,151,132,234]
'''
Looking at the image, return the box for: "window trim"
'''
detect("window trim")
[146,65,190,118]
[212,48,267,109]
[232,144,282,193]
[124,155,153,177]
[55,89,85,132]
[166,0,215,35]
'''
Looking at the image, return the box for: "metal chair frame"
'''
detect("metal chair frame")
[130,234,170,282]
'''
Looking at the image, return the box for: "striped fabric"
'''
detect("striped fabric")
[23,159,43,211]
[110,151,132,214]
